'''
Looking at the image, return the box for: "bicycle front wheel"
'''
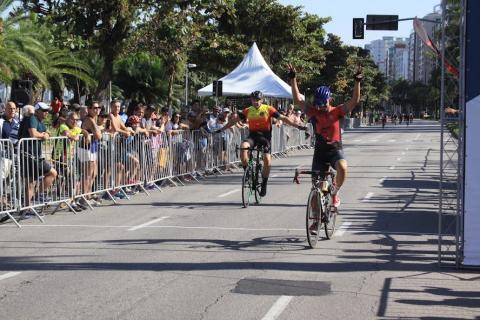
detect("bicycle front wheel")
[306,189,321,248]
[324,193,337,239]
[254,163,262,204]
[242,166,254,208]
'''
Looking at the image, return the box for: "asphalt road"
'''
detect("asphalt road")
[1,120,479,320]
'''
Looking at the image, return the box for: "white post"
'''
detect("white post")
[185,67,189,108]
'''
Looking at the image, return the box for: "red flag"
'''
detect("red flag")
[413,17,458,79]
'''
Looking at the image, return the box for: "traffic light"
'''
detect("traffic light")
[353,18,365,39]
[366,15,399,30]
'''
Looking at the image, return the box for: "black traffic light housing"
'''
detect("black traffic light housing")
[353,18,365,39]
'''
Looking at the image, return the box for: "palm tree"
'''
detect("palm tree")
[1,1,97,99]
[0,0,48,86]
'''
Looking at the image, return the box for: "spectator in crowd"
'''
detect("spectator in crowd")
[78,105,88,127]
[109,100,133,198]
[119,104,128,124]
[0,101,20,144]
[207,106,221,132]
[50,97,63,122]
[143,105,163,135]
[22,105,34,119]
[54,111,88,211]
[53,106,69,129]
[125,115,144,187]
[222,107,232,121]
[292,110,303,125]
[97,110,111,133]
[19,102,58,218]
[77,101,102,207]
[110,100,133,137]
[165,112,188,134]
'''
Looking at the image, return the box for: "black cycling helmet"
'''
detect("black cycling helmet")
[250,91,264,100]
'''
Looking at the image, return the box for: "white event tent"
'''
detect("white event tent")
[198,42,301,99]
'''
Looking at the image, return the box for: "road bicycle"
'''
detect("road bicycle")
[237,146,263,208]
[294,166,338,248]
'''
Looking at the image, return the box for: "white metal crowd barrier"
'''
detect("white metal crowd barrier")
[1,124,312,228]
[0,139,19,227]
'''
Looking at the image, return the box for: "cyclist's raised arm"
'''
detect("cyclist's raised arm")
[287,64,306,112]
[219,111,244,132]
[278,114,306,130]
[268,105,305,130]
[341,67,362,114]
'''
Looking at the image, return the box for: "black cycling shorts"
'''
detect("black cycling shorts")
[244,131,271,154]
[312,138,345,172]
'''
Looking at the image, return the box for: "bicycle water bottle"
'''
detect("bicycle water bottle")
[321,180,329,193]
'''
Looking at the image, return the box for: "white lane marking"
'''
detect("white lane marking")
[406,148,409,151]
[261,295,293,320]
[379,177,388,183]
[397,157,402,161]
[401,152,406,155]
[8,224,304,232]
[218,189,240,198]
[353,139,361,142]
[389,165,396,170]
[388,139,396,142]
[128,216,169,231]
[0,272,21,281]
[370,139,379,142]
[414,134,421,141]
[271,174,279,178]
[362,192,375,202]
[334,222,352,237]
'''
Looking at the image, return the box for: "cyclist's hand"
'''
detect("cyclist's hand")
[354,65,363,82]
[287,63,296,80]
[213,129,222,134]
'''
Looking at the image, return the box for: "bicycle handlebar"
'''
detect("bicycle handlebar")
[293,168,334,184]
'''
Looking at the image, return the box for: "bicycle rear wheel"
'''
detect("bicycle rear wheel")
[242,166,254,208]
[323,193,337,239]
[306,189,321,248]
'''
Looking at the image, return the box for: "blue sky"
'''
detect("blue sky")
[278,0,440,47]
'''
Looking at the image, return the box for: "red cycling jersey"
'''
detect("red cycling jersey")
[306,105,346,143]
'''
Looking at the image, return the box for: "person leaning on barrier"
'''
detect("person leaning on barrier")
[54,111,88,211]
[143,105,163,135]
[18,102,58,218]
[0,101,19,141]
[77,101,102,207]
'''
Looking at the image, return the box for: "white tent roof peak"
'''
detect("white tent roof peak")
[228,42,273,75]
[198,42,301,99]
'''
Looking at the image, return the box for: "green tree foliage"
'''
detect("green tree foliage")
[131,0,234,107]
[0,0,48,86]
[12,0,392,110]
[23,0,151,97]
[113,52,169,105]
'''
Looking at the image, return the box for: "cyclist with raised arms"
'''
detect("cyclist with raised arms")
[218,91,306,197]
[287,64,362,207]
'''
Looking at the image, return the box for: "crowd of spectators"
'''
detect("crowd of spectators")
[0,98,307,222]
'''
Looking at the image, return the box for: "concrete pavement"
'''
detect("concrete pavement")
[1,120,479,320]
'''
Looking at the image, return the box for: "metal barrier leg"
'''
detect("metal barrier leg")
[5,213,21,228]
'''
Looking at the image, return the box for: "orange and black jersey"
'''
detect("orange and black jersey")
[237,104,281,132]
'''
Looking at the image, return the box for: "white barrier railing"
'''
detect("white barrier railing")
[1,124,312,227]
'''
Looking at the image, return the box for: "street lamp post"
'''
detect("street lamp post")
[185,63,197,108]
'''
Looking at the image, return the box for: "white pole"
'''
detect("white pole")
[185,67,189,108]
